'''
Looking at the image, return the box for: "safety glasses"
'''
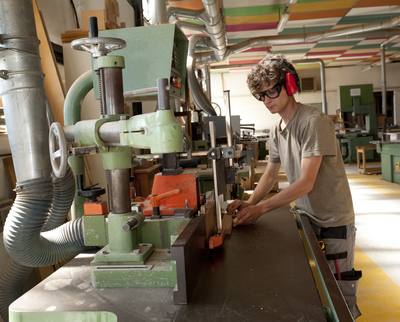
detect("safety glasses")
[253,83,282,101]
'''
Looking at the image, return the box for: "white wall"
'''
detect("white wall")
[36,0,76,45]
[211,62,400,131]
[210,72,280,132]
[37,0,134,45]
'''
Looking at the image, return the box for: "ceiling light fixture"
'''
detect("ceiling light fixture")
[277,12,289,33]
[277,0,296,34]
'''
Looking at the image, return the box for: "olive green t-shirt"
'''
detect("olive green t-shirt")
[269,104,354,227]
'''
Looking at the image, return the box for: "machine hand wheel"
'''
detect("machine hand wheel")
[49,122,68,178]
[71,37,126,57]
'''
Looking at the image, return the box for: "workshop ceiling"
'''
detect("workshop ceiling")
[172,0,400,68]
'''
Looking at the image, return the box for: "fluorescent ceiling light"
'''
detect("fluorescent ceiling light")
[336,55,371,60]
[277,12,289,33]
[277,0,296,33]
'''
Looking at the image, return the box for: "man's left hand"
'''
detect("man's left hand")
[233,204,264,227]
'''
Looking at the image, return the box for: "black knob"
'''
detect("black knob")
[152,206,161,219]
[89,16,98,38]
[122,217,139,231]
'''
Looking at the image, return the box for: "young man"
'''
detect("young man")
[227,54,361,318]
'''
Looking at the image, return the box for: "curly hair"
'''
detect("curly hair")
[247,54,299,95]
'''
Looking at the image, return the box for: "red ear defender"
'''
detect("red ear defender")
[285,72,298,96]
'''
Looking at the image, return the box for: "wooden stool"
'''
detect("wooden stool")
[356,144,381,174]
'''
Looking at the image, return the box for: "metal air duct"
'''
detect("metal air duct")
[168,0,227,61]
[187,35,217,115]
[0,0,85,267]
[308,16,400,42]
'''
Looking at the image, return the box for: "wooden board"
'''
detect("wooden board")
[105,0,119,29]
[33,0,65,125]
[61,29,88,43]
[3,156,16,189]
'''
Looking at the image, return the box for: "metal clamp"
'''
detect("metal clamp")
[207,146,234,160]
[222,146,234,158]
[71,145,98,156]
[207,147,221,160]
[0,70,9,80]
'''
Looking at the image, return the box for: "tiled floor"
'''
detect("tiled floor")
[347,167,400,321]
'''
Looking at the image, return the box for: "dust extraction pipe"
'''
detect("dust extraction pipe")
[0,2,85,317]
[196,15,400,63]
[169,0,224,115]
[187,35,217,115]
[308,16,400,42]
[169,0,227,61]
[0,170,75,322]
[0,0,79,321]
[0,0,84,267]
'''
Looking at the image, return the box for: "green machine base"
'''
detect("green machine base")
[91,217,189,289]
[92,243,154,265]
[92,249,177,288]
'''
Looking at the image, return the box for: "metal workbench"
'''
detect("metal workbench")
[9,207,351,322]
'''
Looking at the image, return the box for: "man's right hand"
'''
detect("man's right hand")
[227,200,251,216]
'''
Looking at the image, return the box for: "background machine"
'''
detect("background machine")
[338,84,377,163]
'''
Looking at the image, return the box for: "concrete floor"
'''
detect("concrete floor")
[346,166,400,321]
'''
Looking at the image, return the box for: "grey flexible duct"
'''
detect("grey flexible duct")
[0,170,77,322]
[3,177,84,267]
[42,170,75,232]
[0,261,32,322]
[0,0,85,266]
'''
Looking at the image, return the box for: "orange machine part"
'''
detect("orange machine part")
[151,173,198,208]
[209,234,224,249]
[149,189,181,208]
[84,201,108,216]
[142,173,198,217]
